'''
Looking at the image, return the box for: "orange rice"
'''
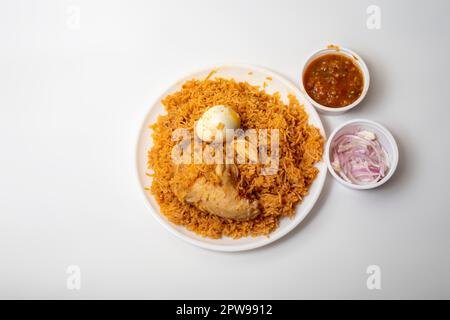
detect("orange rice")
[147,78,323,238]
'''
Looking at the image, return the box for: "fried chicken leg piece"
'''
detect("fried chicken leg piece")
[173,164,260,221]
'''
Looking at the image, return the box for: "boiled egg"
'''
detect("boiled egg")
[195,105,241,142]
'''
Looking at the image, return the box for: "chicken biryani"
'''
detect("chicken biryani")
[146,77,323,239]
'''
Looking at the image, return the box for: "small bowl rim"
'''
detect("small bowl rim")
[300,46,370,114]
[325,119,399,190]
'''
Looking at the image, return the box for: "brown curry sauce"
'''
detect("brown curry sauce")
[303,54,364,108]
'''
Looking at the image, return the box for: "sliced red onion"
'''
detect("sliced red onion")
[331,129,389,185]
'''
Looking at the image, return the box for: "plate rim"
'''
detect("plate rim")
[135,63,327,252]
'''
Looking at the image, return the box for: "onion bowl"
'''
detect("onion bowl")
[325,119,399,190]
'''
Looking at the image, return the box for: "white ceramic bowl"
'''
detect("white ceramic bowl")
[325,119,399,190]
[300,46,370,115]
[136,64,327,252]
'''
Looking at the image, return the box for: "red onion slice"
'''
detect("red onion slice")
[331,129,389,185]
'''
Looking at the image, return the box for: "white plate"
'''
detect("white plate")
[136,64,327,252]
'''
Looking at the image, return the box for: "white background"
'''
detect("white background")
[1,0,449,299]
